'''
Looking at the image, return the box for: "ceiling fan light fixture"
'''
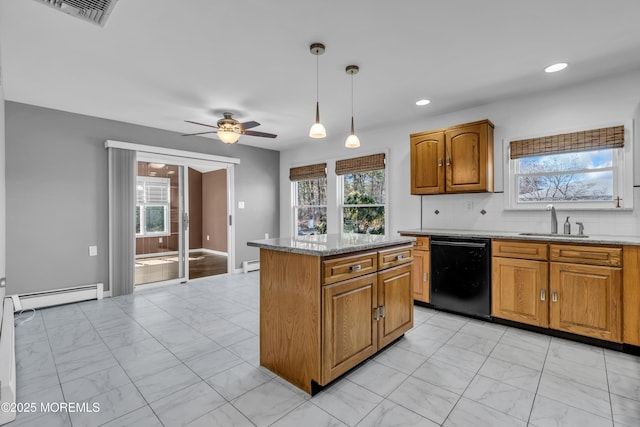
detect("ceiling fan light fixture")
[345,65,360,149]
[309,43,327,139]
[218,130,241,144]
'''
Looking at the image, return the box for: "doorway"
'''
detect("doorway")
[134,155,233,287]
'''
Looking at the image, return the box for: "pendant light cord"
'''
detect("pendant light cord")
[316,53,319,103]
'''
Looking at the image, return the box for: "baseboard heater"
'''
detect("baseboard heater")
[242,260,260,273]
[11,283,104,312]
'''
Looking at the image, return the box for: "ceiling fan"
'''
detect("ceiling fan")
[182,112,277,144]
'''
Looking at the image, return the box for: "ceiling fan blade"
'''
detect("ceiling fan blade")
[239,121,260,130]
[184,120,219,129]
[182,131,218,136]
[243,130,278,138]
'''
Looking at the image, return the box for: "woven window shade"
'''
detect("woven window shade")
[335,153,386,175]
[510,125,624,159]
[289,163,327,181]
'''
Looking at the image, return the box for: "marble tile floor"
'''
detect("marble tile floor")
[9,272,640,427]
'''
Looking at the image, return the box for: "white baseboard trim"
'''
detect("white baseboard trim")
[190,248,228,257]
[10,283,104,311]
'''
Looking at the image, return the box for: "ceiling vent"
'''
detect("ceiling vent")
[34,0,119,27]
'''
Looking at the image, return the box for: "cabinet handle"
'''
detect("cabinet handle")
[551,291,558,302]
[373,307,380,321]
[379,305,385,318]
[396,254,404,261]
[446,157,451,166]
[438,158,443,167]
[423,272,428,282]
[350,265,362,272]
[540,290,545,301]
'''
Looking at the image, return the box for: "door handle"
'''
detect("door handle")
[350,265,362,272]
[438,158,443,167]
[540,290,546,301]
[182,212,189,231]
[379,305,385,319]
[551,291,558,302]
[423,272,428,282]
[446,157,452,166]
[396,254,404,261]
[373,307,380,321]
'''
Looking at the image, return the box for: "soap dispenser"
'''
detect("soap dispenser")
[564,216,571,234]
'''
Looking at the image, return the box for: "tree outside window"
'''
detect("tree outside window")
[294,178,327,235]
[342,170,386,235]
[516,149,614,203]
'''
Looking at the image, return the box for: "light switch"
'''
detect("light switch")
[238,201,245,209]
[89,246,98,256]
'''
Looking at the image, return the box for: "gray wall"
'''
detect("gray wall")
[5,101,279,295]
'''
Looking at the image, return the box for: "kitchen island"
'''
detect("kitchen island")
[247,234,415,394]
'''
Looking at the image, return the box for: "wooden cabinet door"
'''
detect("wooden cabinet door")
[410,131,445,194]
[492,257,549,327]
[377,264,414,348]
[549,262,622,342]
[412,249,430,303]
[444,122,492,193]
[322,273,378,384]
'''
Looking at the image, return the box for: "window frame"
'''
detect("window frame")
[136,176,171,237]
[338,167,388,236]
[504,121,633,211]
[291,177,328,236]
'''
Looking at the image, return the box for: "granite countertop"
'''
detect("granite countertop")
[398,228,640,246]
[247,233,416,256]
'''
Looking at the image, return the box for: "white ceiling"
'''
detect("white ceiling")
[2,0,640,151]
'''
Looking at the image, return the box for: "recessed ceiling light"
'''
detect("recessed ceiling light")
[416,99,431,106]
[544,63,568,73]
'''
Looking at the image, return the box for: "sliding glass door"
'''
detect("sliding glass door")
[134,160,187,286]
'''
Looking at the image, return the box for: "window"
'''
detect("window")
[337,153,387,235]
[507,125,631,209]
[136,176,170,236]
[290,163,327,236]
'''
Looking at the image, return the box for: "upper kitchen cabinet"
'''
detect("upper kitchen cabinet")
[410,119,494,195]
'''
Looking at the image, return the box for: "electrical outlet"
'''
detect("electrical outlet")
[206,235,210,241]
[238,201,245,209]
[89,246,98,256]
[265,233,269,239]
[159,237,163,243]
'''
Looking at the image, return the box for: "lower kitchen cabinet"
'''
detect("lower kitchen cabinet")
[492,240,623,343]
[492,256,548,328]
[411,247,430,303]
[377,263,414,348]
[322,273,378,384]
[258,243,414,394]
[322,263,414,384]
[549,262,622,342]
[401,235,430,303]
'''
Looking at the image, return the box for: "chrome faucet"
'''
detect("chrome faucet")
[576,221,585,236]
[546,204,557,234]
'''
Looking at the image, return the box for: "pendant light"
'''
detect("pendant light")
[345,65,360,148]
[309,43,327,139]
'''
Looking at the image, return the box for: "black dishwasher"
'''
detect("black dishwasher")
[430,236,491,319]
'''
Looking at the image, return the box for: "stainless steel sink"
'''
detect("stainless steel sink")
[519,232,589,238]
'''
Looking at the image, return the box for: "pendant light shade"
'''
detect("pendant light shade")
[345,65,360,148]
[309,43,326,139]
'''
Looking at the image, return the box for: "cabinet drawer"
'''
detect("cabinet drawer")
[492,240,548,261]
[378,246,413,270]
[413,236,430,250]
[550,244,622,267]
[323,252,377,285]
